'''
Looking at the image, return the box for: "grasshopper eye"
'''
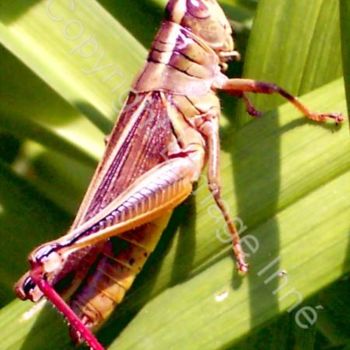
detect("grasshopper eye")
[187,0,210,18]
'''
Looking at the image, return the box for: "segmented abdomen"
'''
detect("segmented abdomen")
[69,215,170,337]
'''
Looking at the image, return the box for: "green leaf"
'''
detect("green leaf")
[238,0,343,125]
[340,0,350,120]
[0,0,145,132]
[24,148,95,214]
[229,312,318,350]
[317,279,350,346]
[0,160,70,305]
[0,45,103,165]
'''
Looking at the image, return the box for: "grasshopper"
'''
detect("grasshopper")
[15,0,344,349]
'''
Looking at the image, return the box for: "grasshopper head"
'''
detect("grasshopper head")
[166,0,234,54]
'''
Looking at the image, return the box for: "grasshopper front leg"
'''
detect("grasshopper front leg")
[217,78,344,123]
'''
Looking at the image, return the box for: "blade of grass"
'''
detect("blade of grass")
[0,46,103,163]
[340,0,350,122]
[238,0,343,125]
[0,160,70,304]
[317,279,350,346]
[23,145,95,214]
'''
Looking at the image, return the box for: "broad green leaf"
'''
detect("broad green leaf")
[340,0,350,120]
[0,45,103,164]
[229,312,317,350]
[317,279,350,346]
[238,0,342,125]
[0,110,100,167]
[0,0,145,132]
[0,160,70,305]
[97,0,165,48]
[21,144,95,214]
[0,133,20,163]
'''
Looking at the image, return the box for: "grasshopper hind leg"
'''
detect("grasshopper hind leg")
[68,215,171,342]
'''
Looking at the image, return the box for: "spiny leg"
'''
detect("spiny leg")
[218,78,344,123]
[199,116,248,273]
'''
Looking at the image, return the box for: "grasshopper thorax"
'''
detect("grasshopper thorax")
[166,0,234,55]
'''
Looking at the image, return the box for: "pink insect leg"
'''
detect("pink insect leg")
[30,268,105,350]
